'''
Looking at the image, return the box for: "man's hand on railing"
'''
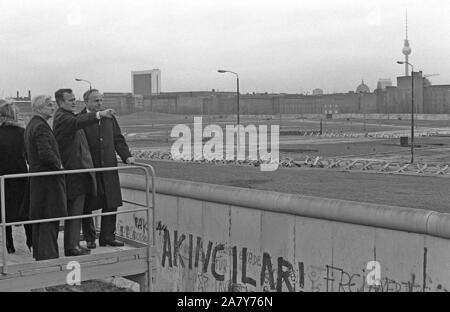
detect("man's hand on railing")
[98,109,115,119]
[126,156,136,164]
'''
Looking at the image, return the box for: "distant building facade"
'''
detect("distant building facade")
[376,79,393,90]
[14,90,31,101]
[14,74,450,117]
[131,69,161,97]
[312,88,323,96]
[92,71,450,116]
[136,76,450,116]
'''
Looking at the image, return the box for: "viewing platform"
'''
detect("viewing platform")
[0,228,154,291]
[0,164,155,292]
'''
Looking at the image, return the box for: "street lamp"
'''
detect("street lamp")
[218,69,241,156]
[397,60,414,163]
[217,69,240,126]
[75,78,92,90]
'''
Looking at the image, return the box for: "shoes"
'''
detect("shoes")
[78,245,90,252]
[6,240,15,254]
[26,241,33,252]
[65,246,91,257]
[6,234,15,253]
[24,224,33,251]
[99,239,124,247]
[86,241,97,249]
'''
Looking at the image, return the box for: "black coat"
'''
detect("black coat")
[53,107,98,200]
[79,108,132,212]
[24,115,67,220]
[0,124,28,222]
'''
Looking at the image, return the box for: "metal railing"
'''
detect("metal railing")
[0,162,155,291]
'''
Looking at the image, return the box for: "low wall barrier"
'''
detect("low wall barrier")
[118,173,450,292]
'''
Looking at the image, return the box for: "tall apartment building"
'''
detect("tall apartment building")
[131,69,161,97]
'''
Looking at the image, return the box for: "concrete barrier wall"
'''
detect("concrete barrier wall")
[117,173,450,292]
[335,113,450,121]
[424,86,450,114]
[138,91,450,116]
[361,93,378,113]
[176,96,203,115]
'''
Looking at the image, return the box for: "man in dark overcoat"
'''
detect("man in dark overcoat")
[24,95,67,261]
[53,88,115,256]
[80,89,135,247]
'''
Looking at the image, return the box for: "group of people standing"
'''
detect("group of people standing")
[0,88,135,260]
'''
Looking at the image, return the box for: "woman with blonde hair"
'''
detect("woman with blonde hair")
[0,99,31,253]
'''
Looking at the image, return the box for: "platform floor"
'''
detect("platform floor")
[0,225,136,266]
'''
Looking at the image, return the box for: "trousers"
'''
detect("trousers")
[32,221,59,261]
[64,194,85,251]
[82,194,117,242]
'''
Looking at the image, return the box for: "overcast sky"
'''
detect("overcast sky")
[1,0,449,98]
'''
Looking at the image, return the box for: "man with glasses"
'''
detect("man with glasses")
[53,88,114,256]
[80,89,135,249]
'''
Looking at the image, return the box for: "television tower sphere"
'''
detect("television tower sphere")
[402,40,411,55]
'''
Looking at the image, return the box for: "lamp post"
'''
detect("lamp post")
[75,78,92,90]
[397,61,414,163]
[218,69,240,155]
[217,69,239,126]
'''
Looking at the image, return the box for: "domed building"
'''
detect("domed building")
[356,80,370,93]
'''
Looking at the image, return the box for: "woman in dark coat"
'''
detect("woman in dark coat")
[0,100,31,253]
[24,95,67,261]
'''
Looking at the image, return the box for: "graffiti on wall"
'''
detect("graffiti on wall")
[114,205,447,292]
[117,213,149,243]
[156,224,443,292]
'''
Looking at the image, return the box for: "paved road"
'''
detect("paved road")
[131,160,450,213]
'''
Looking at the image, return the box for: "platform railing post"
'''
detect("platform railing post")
[144,166,152,292]
[135,162,156,292]
[151,167,156,248]
[1,176,8,274]
[150,165,156,290]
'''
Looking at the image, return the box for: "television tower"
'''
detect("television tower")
[402,10,412,76]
